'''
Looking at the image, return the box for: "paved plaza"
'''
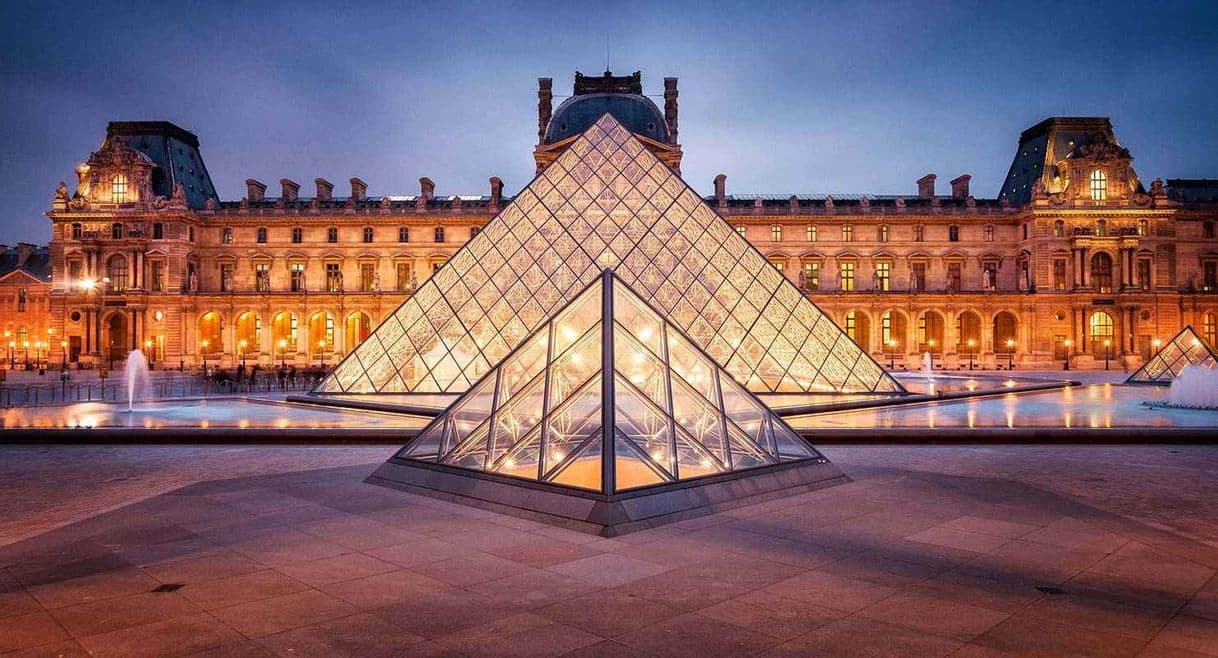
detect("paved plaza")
[1,443,1217,656]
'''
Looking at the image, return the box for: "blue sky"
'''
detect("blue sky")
[1,0,1216,243]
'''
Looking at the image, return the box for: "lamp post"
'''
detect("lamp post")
[1063,339,1072,371]
[927,338,936,370]
[200,339,209,371]
[34,341,43,371]
[61,340,68,370]
[238,340,248,369]
[143,339,153,370]
[886,339,897,369]
[7,341,13,369]
[278,339,288,368]
[1104,339,1112,371]
[22,341,30,369]
[2,331,8,369]
[967,339,976,370]
[44,328,53,369]
[317,340,326,368]
[1006,338,1015,370]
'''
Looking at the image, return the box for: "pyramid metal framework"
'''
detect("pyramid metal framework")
[317,114,902,396]
[1125,325,1218,384]
[397,272,822,493]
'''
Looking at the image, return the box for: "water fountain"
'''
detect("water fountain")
[922,352,934,379]
[1164,364,1218,410]
[124,348,151,412]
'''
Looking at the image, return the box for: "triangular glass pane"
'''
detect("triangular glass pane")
[444,423,491,470]
[547,432,602,491]
[1127,325,1218,384]
[614,376,675,478]
[614,430,670,492]
[542,376,602,477]
[490,425,542,480]
[614,328,668,409]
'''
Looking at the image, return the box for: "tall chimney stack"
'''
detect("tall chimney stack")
[714,174,727,208]
[537,78,553,143]
[280,179,300,202]
[349,177,367,201]
[489,177,503,211]
[916,173,937,199]
[417,177,434,211]
[314,178,333,201]
[663,77,679,143]
[950,174,971,199]
[245,179,266,202]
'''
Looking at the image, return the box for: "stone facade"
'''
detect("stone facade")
[34,75,1218,372]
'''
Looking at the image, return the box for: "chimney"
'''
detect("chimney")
[537,78,553,143]
[245,179,266,202]
[349,177,367,201]
[15,243,33,268]
[315,178,333,201]
[950,174,971,199]
[714,174,727,208]
[417,177,434,211]
[663,77,679,143]
[916,173,937,199]
[280,178,299,202]
[489,177,503,210]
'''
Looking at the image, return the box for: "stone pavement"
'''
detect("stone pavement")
[2,447,1218,656]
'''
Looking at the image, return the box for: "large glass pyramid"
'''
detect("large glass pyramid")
[396,271,824,493]
[1126,326,1218,384]
[316,113,902,396]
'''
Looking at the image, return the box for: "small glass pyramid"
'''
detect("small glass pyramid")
[1125,326,1218,384]
[397,271,823,493]
[316,113,902,396]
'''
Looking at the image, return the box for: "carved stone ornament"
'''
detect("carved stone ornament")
[379,195,391,209]
[310,198,319,212]
[171,181,186,202]
[895,197,905,209]
[824,196,835,213]
[240,197,249,210]
[68,197,90,211]
[1049,193,1067,207]
[149,196,169,211]
[1131,192,1152,207]
[1074,132,1131,161]
[859,196,870,211]
[55,181,70,200]
[1031,178,1046,199]
[204,197,216,211]
[1150,178,1165,196]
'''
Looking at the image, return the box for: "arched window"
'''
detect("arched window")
[1089,311,1115,353]
[235,312,262,353]
[1090,170,1108,201]
[770,225,782,242]
[110,174,128,203]
[845,312,872,351]
[106,255,128,293]
[198,312,222,355]
[363,227,374,243]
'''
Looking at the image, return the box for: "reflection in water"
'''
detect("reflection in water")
[1,399,427,430]
[788,384,1218,430]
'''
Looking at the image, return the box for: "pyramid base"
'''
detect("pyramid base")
[365,458,849,537]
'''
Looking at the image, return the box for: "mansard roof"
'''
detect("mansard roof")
[1167,179,1218,203]
[105,121,220,210]
[0,246,52,283]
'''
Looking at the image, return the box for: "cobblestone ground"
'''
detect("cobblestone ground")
[0,446,396,547]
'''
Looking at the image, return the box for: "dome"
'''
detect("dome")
[544,93,668,144]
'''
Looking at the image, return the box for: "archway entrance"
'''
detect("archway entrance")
[106,313,128,365]
[346,312,371,352]
[993,312,1018,354]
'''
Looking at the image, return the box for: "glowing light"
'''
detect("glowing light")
[638,326,653,341]
[78,278,96,292]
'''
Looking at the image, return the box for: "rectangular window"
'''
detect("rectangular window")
[257,227,267,243]
[801,262,819,291]
[948,226,960,242]
[219,263,234,292]
[984,225,995,242]
[470,227,480,239]
[841,225,853,242]
[875,262,891,291]
[735,225,746,237]
[806,225,816,242]
[255,263,270,293]
[291,227,303,244]
[911,263,927,292]
[947,262,962,292]
[188,227,194,242]
[434,227,445,243]
[398,227,409,243]
[771,225,782,242]
[360,263,376,292]
[913,225,924,242]
[1138,220,1148,236]
[17,289,26,313]
[1205,262,1218,291]
[71,223,82,240]
[325,263,342,292]
[290,262,305,292]
[768,257,785,272]
[1137,259,1151,290]
[1054,259,1068,291]
[149,261,163,292]
[327,227,338,243]
[152,223,163,240]
[839,262,855,292]
[878,225,888,242]
[363,227,374,243]
[396,262,413,292]
[68,260,82,283]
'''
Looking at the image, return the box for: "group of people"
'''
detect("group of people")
[201,363,328,390]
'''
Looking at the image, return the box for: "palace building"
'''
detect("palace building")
[36,71,1218,372]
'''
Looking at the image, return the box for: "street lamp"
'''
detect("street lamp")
[200,339,209,370]
[1063,339,1072,371]
[7,341,14,369]
[967,338,976,370]
[34,341,43,371]
[22,340,30,369]
[886,339,897,369]
[317,339,326,368]
[278,338,288,368]
[60,340,68,370]
[238,339,248,369]
[927,338,936,370]
[44,328,53,368]
[1005,338,1015,370]
[1103,339,1112,370]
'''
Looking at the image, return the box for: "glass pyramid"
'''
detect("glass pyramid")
[316,113,902,396]
[397,271,824,493]
[1125,326,1218,384]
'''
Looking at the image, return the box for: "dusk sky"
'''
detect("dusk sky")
[2,0,1216,244]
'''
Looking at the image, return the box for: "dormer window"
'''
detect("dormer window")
[1089,170,1107,201]
[110,174,128,203]
[770,225,782,242]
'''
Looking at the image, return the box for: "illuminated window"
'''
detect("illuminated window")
[360,263,376,291]
[290,262,305,292]
[255,262,270,292]
[1204,313,1217,347]
[1054,220,1065,237]
[771,225,782,242]
[806,225,816,242]
[877,225,888,242]
[396,262,413,292]
[1138,220,1148,236]
[844,311,857,341]
[839,261,855,291]
[735,225,746,237]
[1054,259,1068,290]
[841,225,853,242]
[325,263,342,292]
[434,227,445,243]
[768,257,786,272]
[875,262,891,291]
[1090,170,1108,201]
[219,263,234,292]
[1096,220,1107,237]
[1089,311,1114,349]
[106,255,127,293]
[221,228,233,244]
[256,227,267,243]
[291,227,303,244]
[801,261,819,291]
[398,227,410,243]
[363,227,374,243]
[110,174,128,203]
[327,227,338,243]
[984,225,995,242]
[911,262,927,291]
